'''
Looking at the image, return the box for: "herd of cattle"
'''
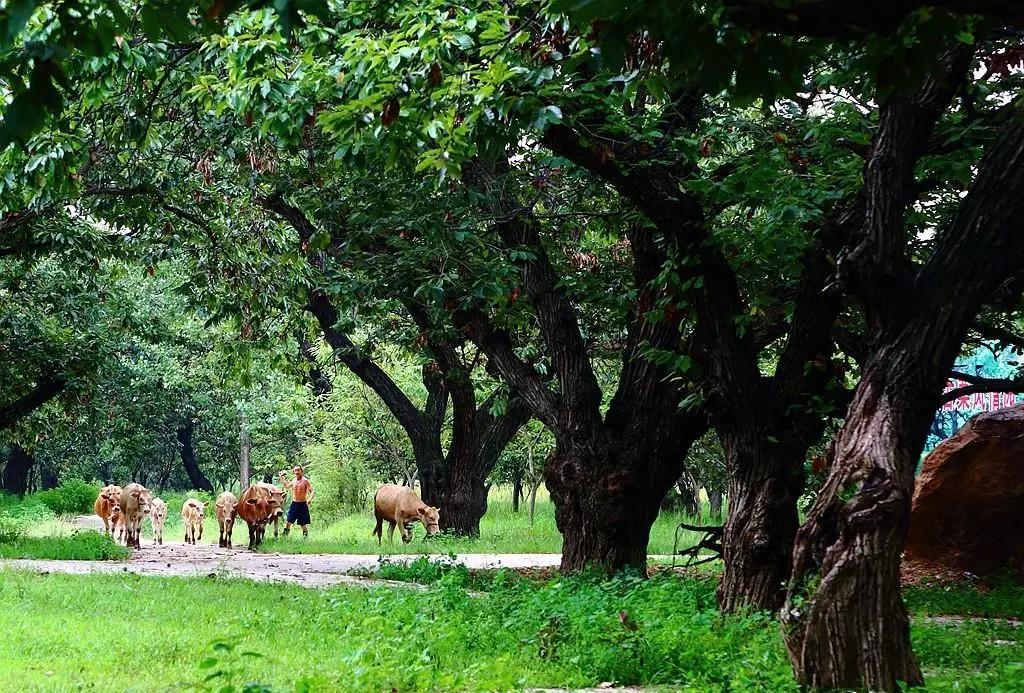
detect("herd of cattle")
[92,481,442,550]
[93,481,288,550]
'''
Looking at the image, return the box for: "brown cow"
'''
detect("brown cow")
[373,484,440,544]
[215,491,237,548]
[93,485,123,536]
[181,498,205,545]
[119,483,152,549]
[254,482,285,538]
[235,484,274,550]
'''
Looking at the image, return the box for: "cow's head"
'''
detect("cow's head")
[244,495,271,521]
[417,506,441,536]
[132,489,152,516]
[150,501,167,522]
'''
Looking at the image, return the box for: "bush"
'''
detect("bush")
[0,513,26,543]
[0,493,54,524]
[0,529,128,560]
[35,480,97,516]
[314,457,373,519]
[375,555,470,586]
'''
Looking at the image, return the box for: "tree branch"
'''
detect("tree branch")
[0,374,67,431]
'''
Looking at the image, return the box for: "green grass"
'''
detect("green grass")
[260,487,718,557]
[4,486,722,560]
[906,576,1024,620]
[0,530,128,560]
[0,569,1020,692]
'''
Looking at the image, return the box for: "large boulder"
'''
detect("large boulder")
[905,404,1024,578]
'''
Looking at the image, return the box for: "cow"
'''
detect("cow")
[119,483,152,549]
[93,484,123,537]
[215,491,237,548]
[235,484,275,550]
[149,497,167,545]
[254,482,286,538]
[181,498,205,545]
[373,484,441,544]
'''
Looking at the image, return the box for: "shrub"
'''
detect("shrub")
[0,493,54,523]
[0,529,128,560]
[313,458,373,519]
[0,513,26,543]
[375,555,470,586]
[35,480,97,516]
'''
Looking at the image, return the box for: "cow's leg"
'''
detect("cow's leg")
[387,521,396,543]
[197,523,203,542]
[373,516,383,545]
[401,523,412,544]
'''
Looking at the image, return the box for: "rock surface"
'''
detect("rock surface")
[905,404,1024,579]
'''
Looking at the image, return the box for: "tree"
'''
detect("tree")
[780,55,1024,691]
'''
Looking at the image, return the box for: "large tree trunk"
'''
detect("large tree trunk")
[1,445,33,496]
[718,431,803,613]
[411,433,446,507]
[440,460,489,537]
[546,434,684,573]
[781,95,1024,691]
[178,420,214,492]
[783,365,930,688]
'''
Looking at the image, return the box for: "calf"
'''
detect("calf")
[119,483,152,549]
[215,491,237,548]
[93,485,123,536]
[181,498,205,545]
[373,484,441,544]
[236,484,274,550]
[149,498,167,545]
[255,482,285,538]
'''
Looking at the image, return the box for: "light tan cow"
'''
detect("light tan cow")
[373,484,441,544]
[149,498,167,545]
[215,492,237,548]
[119,483,152,549]
[181,498,205,545]
[93,485,123,536]
[254,482,286,538]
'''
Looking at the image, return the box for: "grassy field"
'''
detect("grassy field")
[0,568,1019,692]
[261,487,716,557]
[1,485,719,559]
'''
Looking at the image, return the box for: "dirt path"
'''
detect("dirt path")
[0,514,566,588]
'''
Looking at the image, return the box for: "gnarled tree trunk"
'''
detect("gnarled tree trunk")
[784,92,1024,690]
[783,362,931,688]
[546,424,699,573]
[718,427,804,613]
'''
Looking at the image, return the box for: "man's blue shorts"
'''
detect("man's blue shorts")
[287,501,311,525]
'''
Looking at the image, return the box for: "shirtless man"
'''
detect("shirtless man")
[279,465,315,537]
